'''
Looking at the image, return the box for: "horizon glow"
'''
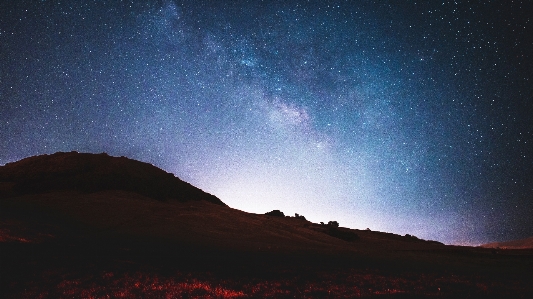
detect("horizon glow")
[1,1,531,245]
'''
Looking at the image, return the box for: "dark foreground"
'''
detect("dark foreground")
[1,195,533,298]
[1,153,532,298]
[2,233,533,298]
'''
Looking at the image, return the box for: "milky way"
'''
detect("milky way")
[1,1,532,245]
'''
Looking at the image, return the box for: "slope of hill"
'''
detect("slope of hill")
[1,152,532,298]
[0,153,454,257]
[0,151,224,205]
[481,236,533,249]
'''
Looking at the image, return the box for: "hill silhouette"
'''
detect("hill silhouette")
[481,236,533,249]
[0,153,450,253]
[1,152,532,298]
[0,151,225,206]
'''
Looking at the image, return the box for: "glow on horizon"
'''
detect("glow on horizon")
[1,0,531,246]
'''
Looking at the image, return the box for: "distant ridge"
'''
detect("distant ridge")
[0,151,225,206]
[480,236,533,249]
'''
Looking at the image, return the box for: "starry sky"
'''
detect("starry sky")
[1,0,532,245]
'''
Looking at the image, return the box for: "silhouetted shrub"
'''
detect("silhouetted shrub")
[405,234,418,240]
[294,213,307,220]
[265,210,285,217]
[327,221,339,227]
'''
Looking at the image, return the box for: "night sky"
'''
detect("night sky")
[1,1,532,245]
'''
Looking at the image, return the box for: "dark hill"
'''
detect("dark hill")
[1,154,532,298]
[481,236,533,249]
[0,151,225,206]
